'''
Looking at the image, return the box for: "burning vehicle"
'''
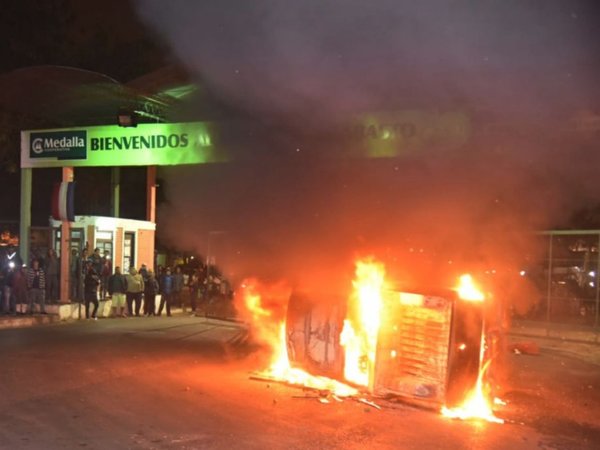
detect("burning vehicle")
[241,258,505,423]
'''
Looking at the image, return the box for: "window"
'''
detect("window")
[123,232,135,270]
[96,229,113,260]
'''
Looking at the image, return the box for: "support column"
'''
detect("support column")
[60,167,74,303]
[19,168,32,265]
[111,167,120,218]
[146,166,156,223]
[545,234,553,336]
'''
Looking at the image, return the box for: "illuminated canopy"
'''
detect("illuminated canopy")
[20,122,225,168]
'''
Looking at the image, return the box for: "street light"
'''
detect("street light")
[206,230,227,277]
[117,108,137,127]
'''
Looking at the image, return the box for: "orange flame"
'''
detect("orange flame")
[242,268,504,421]
[240,278,358,397]
[456,274,485,302]
[441,335,504,424]
[442,274,503,424]
[340,258,386,388]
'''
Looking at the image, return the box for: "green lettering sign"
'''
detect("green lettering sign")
[21,122,225,168]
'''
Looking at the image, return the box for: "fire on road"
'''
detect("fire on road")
[0,316,598,449]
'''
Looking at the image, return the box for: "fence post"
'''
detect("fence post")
[546,234,553,335]
[594,233,600,327]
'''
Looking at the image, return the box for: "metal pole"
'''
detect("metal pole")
[111,167,120,218]
[206,231,227,277]
[595,233,600,328]
[60,168,74,304]
[206,236,211,278]
[19,168,32,265]
[146,166,156,223]
[546,234,553,336]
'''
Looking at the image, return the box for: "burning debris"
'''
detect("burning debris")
[240,278,358,398]
[240,258,505,423]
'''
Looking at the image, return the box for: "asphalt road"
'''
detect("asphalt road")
[0,317,599,450]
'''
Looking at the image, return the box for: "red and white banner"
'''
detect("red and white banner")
[51,182,75,222]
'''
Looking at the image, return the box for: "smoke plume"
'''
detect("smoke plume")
[135,0,600,311]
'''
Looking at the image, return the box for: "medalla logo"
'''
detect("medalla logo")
[32,138,44,154]
[29,131,87,160]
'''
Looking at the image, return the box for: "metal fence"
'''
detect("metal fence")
[530,230,600,328]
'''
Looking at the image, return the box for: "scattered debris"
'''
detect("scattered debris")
[509,341,540,355]
[356,398,381,410]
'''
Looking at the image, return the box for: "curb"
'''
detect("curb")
[0,315,62,330]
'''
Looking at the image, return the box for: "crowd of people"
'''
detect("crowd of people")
[0,256,51,316]
[0,246,233,320]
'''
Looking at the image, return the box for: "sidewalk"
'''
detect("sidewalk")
[0,298,237,330]
[4,305,599,346]
[0,313,61,329]
[510,319,600,344]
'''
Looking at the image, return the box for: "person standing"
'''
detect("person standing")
[158,267,174,317]
[26,259,46,314]
[125,267,144,317]
[108,266,127,317]
[90,248,103,275]
[0,265,6,314]
[100,251,112,300]
[188,270,200,314]
[84,266,100,320]
[173,266,184,310]
[143,270,159,316]
[78,249,88,302]
[1,264,16,315]
[139,264,149,283]
[44,249,59,303]
[13,266,28,314]
[69,249,80,301]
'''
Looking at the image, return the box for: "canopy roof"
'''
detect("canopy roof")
[0,65,195,126]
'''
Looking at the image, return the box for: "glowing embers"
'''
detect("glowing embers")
[340,258,386,388]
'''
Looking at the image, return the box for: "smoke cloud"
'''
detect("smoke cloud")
[137,0,599,122]
[135,0,600,311]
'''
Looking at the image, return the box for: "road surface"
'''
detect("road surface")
[0,316,599,449]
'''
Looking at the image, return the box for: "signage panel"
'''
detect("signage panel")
[21,122,224,168]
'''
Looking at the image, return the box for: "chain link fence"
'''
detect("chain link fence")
[525,230,600,328]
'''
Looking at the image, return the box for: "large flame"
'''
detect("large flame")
[441,274,504,424]
[441,335,504,424]
[340,258,386,388]
[242,267,504,422]
[240,278,358,397]
[456,274,485,302]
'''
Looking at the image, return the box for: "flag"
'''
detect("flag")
[51,182,75,222]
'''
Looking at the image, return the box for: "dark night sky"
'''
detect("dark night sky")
[136,0,600,125]
[0,0,165,81]
[135,0,600,289]
[0,0,167,225]
[2,0,600,291]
